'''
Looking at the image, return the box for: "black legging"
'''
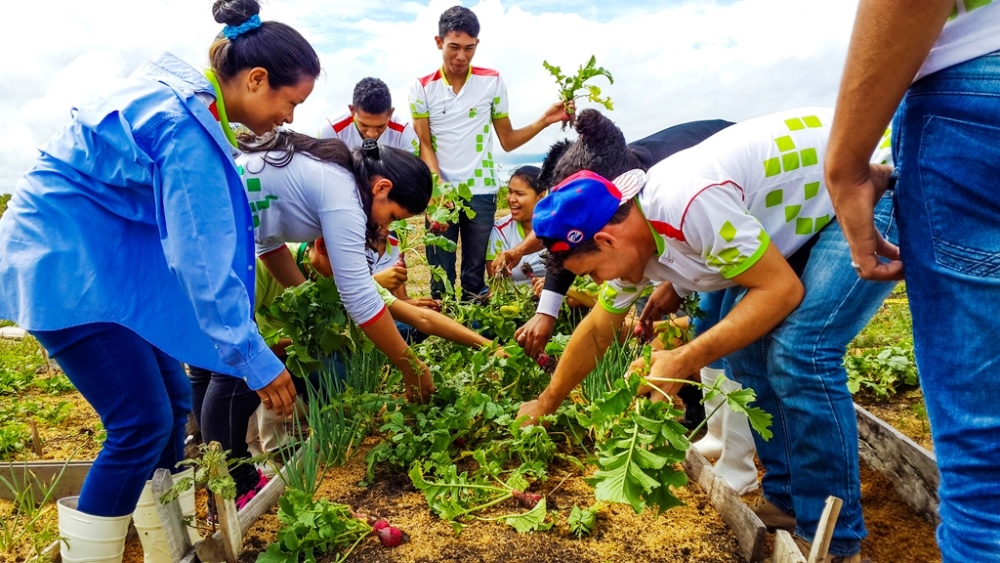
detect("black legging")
[189,366,308,497]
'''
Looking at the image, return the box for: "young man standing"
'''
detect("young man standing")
[409,5,569,299]
[321,77,419,154]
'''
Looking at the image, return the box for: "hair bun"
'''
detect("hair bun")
[212,0,261,26]
[361,138,381,161]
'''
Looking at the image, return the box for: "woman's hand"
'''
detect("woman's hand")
[402,356,436,404]
[491,248,523,277]
[257,369,297,417]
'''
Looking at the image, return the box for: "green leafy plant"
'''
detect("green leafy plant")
[0,423,28,459]
[269,276,366,379]
[542,55,614,128]
[845,342,918,400]
[409,462,551,534]
[34,374,75,395]
[568,503,600,539]
[257,489,371,563]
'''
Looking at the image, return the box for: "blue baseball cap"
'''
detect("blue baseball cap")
[533,169,647,252]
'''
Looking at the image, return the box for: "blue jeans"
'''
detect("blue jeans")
[32,323,191,517]
[692,290,727,371]
[427,194,496,299]
[894,50,1000,562]
[723,194,897,557]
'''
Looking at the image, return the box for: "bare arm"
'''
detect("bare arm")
[388,300,491,348]
[491,230,545,275]
[412,117,442,178]
[638,245,803,395]
[260,247,307,289]
[517,304,628,424]
[360,310,435,403]
[825,0,952,281]
[492,101,569,152]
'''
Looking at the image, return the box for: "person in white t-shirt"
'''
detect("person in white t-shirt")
[827,3,1000,560]
[320,77,419,155]
[409,5,571,299]
[516,108,900,562]
[485,166,545,285]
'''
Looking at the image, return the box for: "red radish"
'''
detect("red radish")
[520,262,536,279]
[372,519,405,547]
[512,490,542,509]
[429,221,448,234]
[394,255,406,268]
[536,353,550,369]
[634,323,653,343]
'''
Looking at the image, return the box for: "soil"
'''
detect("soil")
[856,387,933,452]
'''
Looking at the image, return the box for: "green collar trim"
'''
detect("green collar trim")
[296,243,311,278]
[440,65,472,88]
[204,69,238,148]
[635,199,665,257]
[516,220,527,240]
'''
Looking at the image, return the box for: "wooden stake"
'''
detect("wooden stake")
[773,530,808,563]
[151,469,193,562]
[207,441,242,563]
[806,496,842,563]
[28,419,43,456]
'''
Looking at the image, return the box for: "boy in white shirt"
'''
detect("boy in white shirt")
[409,5,569,299]
[320,77,419,155]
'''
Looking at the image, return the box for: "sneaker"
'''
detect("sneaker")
[235,469,270,510]
[749,496,796,532]
[793,536,869,563]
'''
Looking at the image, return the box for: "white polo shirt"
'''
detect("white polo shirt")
[367,232,402,274]
[409,66,510,195]
[319,109,419,155]
[598,107,840,313]
[486,215,545,284]
[917,1,1000,80]
[236,151,387,327]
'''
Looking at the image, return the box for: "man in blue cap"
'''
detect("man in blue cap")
[517,107,895,563]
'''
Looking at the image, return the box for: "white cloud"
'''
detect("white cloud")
[0,0,860,191]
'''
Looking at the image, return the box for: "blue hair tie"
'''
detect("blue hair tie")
[222,14,262,40]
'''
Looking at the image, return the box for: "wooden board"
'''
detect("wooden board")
[0,460,92,501]
[854,403,939,524]
[684,448,767,563]
[773,530,807,563]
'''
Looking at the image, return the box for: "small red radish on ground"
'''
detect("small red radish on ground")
[634,323,653,343]
[512,490,542,509]
[372,519,406,547]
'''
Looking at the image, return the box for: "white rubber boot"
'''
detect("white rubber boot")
[133,467,200,562]
[57,496,131,563]
[714,376,760,495]
[692,367,725,458]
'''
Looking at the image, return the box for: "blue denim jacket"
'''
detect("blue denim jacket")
[0,52,284,389]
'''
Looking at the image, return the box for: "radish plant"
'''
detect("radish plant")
[543,55,614,128]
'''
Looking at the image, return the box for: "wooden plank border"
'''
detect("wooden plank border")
[683,448,767,563]
[854,403,939,524]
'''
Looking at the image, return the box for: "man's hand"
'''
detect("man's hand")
[516,397,558,427]
[406,297,441,311]
[374,267,408,291]
[631,350,688,403]
[403,359,436,404]
[515,313,556,359]
[826,165,903,282]
[637,283,682,334]
[257,369,297,417]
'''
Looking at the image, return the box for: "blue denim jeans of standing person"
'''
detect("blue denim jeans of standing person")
[893,49,1000,562]
[32,323,191,518]
[427,194,496,299]
[692,290,727,371]
[722,193,897,557]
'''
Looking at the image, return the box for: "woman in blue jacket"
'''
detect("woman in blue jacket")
[0,0,319,558]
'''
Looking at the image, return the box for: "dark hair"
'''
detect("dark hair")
[509,165,542,195]
[541,199,634,270]
[353,77,392,115]
[210,0,321,89]
[438,6,480,38]
[237,131,432,253]
[538,109,646,191]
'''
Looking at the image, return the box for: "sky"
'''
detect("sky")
[0,0,862,192]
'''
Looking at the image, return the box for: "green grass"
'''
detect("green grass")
[849,284,913,351]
